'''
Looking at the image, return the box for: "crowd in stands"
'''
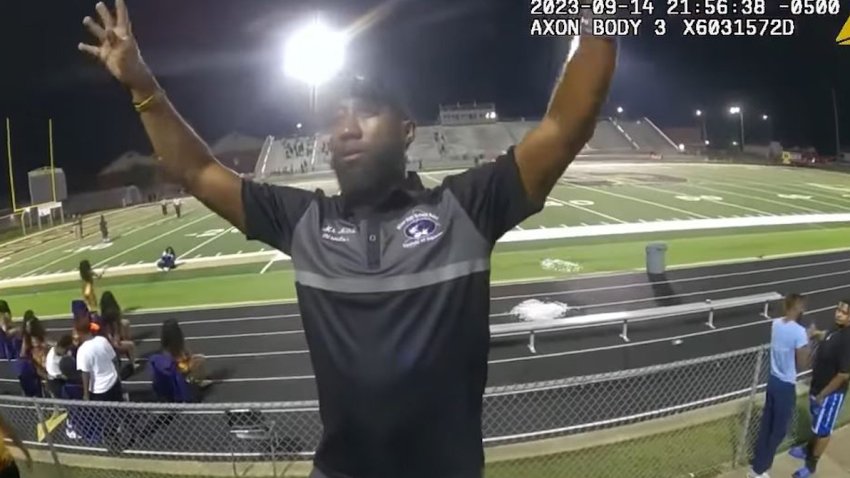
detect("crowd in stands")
[0,260,211,414]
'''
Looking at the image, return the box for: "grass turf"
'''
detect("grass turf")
[3,225,850,317]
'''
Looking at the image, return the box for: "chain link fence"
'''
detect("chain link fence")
[0,344,825,478]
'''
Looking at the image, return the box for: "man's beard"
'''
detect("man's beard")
[332,152,406,203]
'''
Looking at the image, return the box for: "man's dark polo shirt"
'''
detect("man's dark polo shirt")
[241,148,543,478]
[810,325,850,396]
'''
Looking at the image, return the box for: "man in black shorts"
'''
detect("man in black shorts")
[790,299,850,477]
[79,2,616,475]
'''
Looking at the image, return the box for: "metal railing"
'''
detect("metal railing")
[490,291,780,353]
[0,344,818,478]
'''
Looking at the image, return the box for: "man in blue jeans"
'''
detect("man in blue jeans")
[789,299,850,477]
[749,293,810,478]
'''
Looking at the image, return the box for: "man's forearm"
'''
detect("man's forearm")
[545,36,617,150]
[816,373,849,400]
[129,73,219,192]
[81,373,91,400]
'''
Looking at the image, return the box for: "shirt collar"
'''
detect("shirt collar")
[341,172,425,217]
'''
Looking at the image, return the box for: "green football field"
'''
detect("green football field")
[2,161,850,317]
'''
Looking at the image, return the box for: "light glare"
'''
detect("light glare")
[284,20,347,87]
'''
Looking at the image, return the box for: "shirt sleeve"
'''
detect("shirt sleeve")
[442,147,545,244]
[795,326,809,349]
[241,179,317,254]
[76,347,91,373]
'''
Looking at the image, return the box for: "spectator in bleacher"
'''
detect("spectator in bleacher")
[45,334,76,398]
[20,311,49,380]
[0,300,21,360]
[749,293,810,478]
[100,291,136,368]
[79,2,614,473]
[0,412,32,477]
[790,299,850,478]
[160,318,208,386]
[75,315,121,402]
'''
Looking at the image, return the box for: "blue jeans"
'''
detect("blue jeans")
[751,374,796,474]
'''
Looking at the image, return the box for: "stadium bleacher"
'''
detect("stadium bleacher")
[253,116,682,179]
[619,118,680,153]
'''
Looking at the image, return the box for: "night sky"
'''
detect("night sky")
[1,0,849,202]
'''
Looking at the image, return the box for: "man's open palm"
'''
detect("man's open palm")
[78,0,148,88]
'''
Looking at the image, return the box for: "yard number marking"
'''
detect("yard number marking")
[675,195,723,202]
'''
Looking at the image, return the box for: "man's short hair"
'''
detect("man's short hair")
[56,334,74,349]
[783,293,806,313]
[0,300,9,315]
[839,299,850,309]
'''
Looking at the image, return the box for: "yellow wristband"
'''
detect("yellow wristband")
[133,91,161,113]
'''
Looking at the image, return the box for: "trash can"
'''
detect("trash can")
[646,242,668,275]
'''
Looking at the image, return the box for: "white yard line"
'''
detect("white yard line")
[9,207,185,276]
[715,181,850,211]
[633,183,774,217]
[94,213,215,268]
[694,181,825,213]
[181,227,235,259]
[546,195,626,223]
[566,182,710,219]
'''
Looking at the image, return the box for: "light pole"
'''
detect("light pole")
[284,17,348,115]
[729,106,745,151]
[761,114,772,142]
[695,109,707,145]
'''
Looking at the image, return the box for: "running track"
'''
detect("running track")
[0,250,848,453]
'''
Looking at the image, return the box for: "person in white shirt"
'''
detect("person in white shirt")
[45,335,76,398]
[75,320,121,402]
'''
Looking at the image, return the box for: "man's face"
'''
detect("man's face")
[836,301,850,327]
[327,97,412,197]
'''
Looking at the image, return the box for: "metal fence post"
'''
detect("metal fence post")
[734,347,765,467]
[31,397,65,478]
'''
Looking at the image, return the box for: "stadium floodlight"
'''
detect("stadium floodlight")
[732,140,739,146]
[729,106,745,150]
[695,109,702,117]
[283,19,348,87]
[704,140,710,145]
[678,143,685,152]
[762,114,769,120]
[296,123,303,129]
[616,106,624,114]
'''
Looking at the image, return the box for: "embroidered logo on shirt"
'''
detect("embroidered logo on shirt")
[397,210,444,248]
[321,222,357,243]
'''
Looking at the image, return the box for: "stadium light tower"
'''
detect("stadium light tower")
[284,18,348,112]
[729,106,745,151]
[695,109,707,145]
[616,106,624,115]
[761,113,773,142]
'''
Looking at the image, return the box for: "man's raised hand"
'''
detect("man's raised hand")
[78,0,152,91]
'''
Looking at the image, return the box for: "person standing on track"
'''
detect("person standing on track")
[748,293,810,478]
[78,2,616,476]
[789,299,850,478]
